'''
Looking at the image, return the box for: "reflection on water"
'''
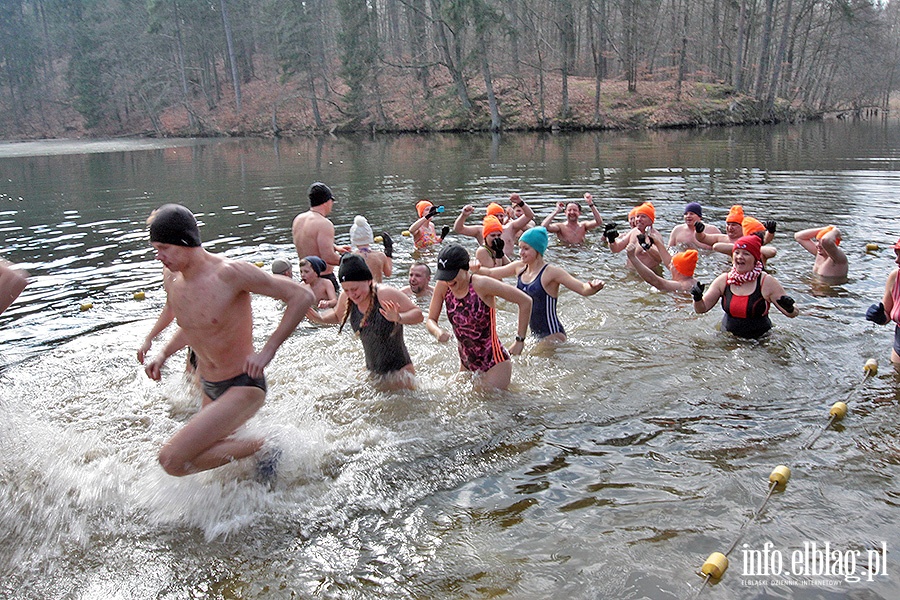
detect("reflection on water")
[1,122,899,599]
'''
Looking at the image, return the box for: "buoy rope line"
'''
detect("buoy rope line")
[688,358,878,599]
[802,359,876,450]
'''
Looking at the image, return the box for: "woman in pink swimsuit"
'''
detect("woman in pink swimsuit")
[426,244,532,390]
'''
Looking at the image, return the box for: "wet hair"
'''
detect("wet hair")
[339,282,377,334]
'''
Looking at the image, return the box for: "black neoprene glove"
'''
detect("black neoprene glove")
[603,223,618,243]
[440,225,450,241]
[426,206,439,219]
[381,232,393,258]
[637,234,652,251]
[764,220,778,234]
[776,295,795,313]
[690,281,705,302]
[694,221,705,233]
[490,237,505,259]
[866,302,889,325]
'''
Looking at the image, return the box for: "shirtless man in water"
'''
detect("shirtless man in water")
[291,182,350,293]
[453,195,535,260]
[794,225,848,279]
[541,193,604,245]
[143,204,314,477]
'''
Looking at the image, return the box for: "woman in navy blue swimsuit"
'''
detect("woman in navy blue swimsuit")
[474,227,605,342]
[692,234,798,338]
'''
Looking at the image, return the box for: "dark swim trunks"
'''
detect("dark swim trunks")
[201,373,267,401]
[894,325,900,355]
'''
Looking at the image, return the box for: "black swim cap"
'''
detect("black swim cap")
[309,182,334,207]
[149,204,202,247]
[338,253,372,282]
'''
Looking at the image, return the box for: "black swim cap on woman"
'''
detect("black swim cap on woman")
[149,204,202,247]
[338,253,372,282]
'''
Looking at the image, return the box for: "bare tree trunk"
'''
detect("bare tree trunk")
[219,0,241,112]
[675,0,689,101]
[753,0,775,101]
[732,0,746,92]
[431,0,472,111]
[765,0,793,116]
[477,29,501,131]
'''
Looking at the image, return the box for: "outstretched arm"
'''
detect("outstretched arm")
[626,243,680,292]
[548,264,604,296]
[472,260,522,280]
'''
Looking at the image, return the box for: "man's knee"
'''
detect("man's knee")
[158,446,192,477]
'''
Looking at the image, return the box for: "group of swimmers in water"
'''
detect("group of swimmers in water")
[3,181,897,481]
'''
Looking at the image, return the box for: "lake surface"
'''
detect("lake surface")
[0,122,898,599]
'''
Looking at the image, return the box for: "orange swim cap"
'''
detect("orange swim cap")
[816,225,841,245]
[416,200,433,218]
[726,205,745,224]
[742,216,765,236]
[672,249,699,277]
[633,202,655,223]
[482,215,503,239]
[486,202,505,217]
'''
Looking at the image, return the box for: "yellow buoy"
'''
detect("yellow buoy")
[401,230,411,237]
[254,261,264,268]
[829,401,848,420]
[866,243,879,252]
[701,552,729,579]
[769,465,791,487]
[864,358,878,375]
[374,235,383,243]
[80,302,93,312]
[133,291,146,301]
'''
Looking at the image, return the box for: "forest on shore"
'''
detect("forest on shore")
[0,0,898,140]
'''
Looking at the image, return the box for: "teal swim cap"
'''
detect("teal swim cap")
[519,226,549,255]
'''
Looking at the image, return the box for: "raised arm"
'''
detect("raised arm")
[541,202,564,230]
[452,205,482,240]
[509,199,535,233]
[819,227,847,265]
[583,193,604,231]
[793,227,821,255]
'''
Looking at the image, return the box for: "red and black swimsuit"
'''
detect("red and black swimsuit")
[720,274,772,338]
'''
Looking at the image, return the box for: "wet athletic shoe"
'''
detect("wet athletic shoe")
[255,447,282,488]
